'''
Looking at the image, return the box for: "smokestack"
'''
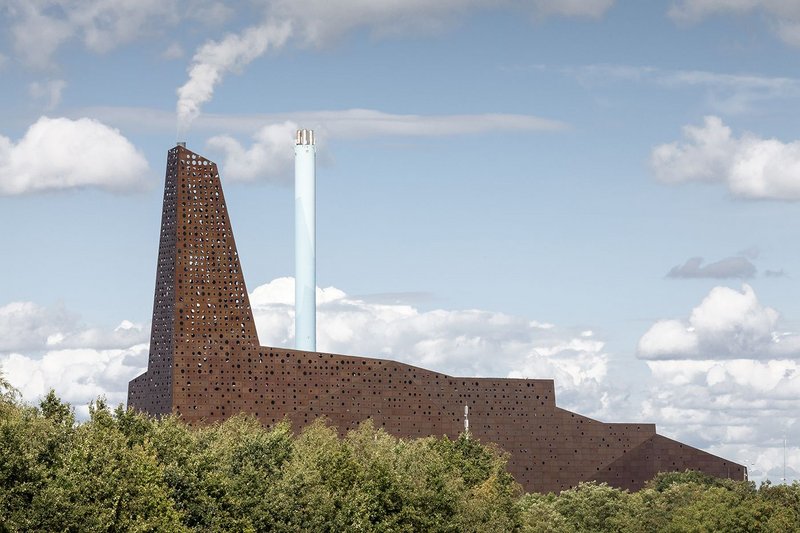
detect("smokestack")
[294,129,316,351]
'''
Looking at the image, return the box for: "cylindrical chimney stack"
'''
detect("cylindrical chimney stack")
[294,129,316,351]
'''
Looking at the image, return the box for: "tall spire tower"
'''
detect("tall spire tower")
[128,144,258,415]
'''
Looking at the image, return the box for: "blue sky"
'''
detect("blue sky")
[2,0,800,483]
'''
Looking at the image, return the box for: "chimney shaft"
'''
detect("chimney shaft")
[294,129,316,351]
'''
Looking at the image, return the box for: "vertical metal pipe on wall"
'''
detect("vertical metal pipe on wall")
[294,129,316,351]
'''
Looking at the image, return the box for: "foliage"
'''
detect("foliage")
[518,475,800,533]
[1,387,799,532]
[0,394,520,532]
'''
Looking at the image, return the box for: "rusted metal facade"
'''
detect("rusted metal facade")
[129,146,746,493]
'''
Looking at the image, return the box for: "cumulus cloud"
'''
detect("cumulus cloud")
[0,301,149,416]
[0,302,78,353]
[0,302,149,353]
[0,116,150,195]
[637,284,800,482]
[638,285,800,360]
[206,121,298,183]
[668,1,800,47]
[249,277,614,419]
[642,357,800,483]
[2,346,148,417]
[651,116,800,200]
[667,255,757,279]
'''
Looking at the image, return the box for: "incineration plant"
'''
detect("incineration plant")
[129,139,745,493]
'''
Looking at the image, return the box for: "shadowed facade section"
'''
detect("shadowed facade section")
[129,146,746,493]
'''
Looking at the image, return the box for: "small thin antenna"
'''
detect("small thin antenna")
[784,432,787,484]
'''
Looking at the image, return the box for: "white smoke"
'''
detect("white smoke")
[176,20,292,132]
[174,0,616,132]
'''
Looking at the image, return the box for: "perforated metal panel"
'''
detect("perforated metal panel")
[128,146,746,493]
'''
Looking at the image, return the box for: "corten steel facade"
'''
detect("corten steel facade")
[129,146,746,493]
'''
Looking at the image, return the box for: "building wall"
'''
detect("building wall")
[129,146,746,493]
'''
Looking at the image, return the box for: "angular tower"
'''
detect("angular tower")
[129,145,746,493]
[128,145,259,417]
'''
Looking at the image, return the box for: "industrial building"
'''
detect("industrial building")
[129,144,745,493]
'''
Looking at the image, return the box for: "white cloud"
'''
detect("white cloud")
[638,284,800,360]
[642,357,800,483]
[4,0,180,68]
[2,0,234,68]
[0,116,150,195]
[2,0,614,71]
[1,346,148,416]
[0,302,77,353]
[0,301,149,353]
[67,0,178,54]
[637,283,800,483]
[668,1,800,47]
[7,2,74,69]
[250,277,612,418]
[651,116,800,200]
[0,301,149,416]
[206,121,298,183]
[29,79,67,110]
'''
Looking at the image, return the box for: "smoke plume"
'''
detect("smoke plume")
[175,1,617,133]
[176,20,292,133]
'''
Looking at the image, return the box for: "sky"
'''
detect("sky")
[1,0,800,484]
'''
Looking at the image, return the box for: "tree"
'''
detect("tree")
[0,367,19,406]
[518,492,570,533]
[0,402,56,531]
[39,389,74,428]
[29,400,185,531]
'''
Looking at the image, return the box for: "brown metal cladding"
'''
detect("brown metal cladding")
[128,146,747,493]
